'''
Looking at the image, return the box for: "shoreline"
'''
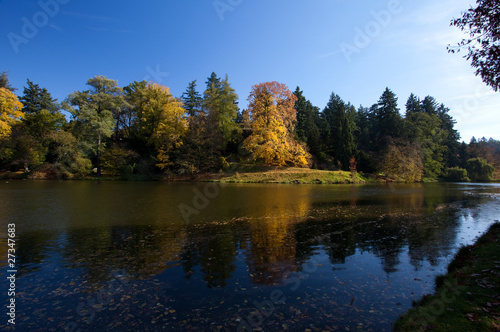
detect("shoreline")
[394,222,500,331]
[2,167,498,184]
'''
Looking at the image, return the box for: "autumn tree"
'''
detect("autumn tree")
[243,82,310,166]
[449,0,500,91]
[0,87,24,138]
[64,76,124,177]
[127,83,187,169]
[379,139,424,182]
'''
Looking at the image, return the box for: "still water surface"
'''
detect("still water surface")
[0,181,499,331]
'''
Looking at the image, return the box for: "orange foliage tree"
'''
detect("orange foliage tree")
[243,82,310,166]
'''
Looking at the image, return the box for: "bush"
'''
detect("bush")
[120,164,135,180]
[70,156,92,178]
[443,167,470,182]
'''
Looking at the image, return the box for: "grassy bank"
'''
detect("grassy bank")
[394,222,500,331]
[204,166,367,184]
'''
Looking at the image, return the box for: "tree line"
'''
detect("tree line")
[0,70,498,181]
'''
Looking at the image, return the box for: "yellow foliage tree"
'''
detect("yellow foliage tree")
[243,82,310,167]
[140,83,187,169]
[0,87,24,138]
[379,139,424,182]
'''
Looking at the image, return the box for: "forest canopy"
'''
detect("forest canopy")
[0,71,498,182]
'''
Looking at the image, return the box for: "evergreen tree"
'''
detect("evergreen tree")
[457,141,469,168]
[374,88,403,151]
[322,93,344,155]
[322,93,357,170]
[0,71,16,92]
[203,72,241,153]
[405,93,421,115]
[405,93,422,141]
[19,79,58,114]
[182,80,202,117]
[421,96,438,115]
[294,87,321,157]
[437,103,461,167]
[404,94,459,178]
[354,105,376,172]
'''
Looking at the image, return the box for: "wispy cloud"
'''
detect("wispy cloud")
[61,11,121,23]
[85,26,135,34]
[48,24,62,32]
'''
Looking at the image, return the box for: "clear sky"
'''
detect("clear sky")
[1,0,498,142]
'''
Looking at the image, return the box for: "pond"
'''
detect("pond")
[0,181,499,331]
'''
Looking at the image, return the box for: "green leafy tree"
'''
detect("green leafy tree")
[449,0,500,91]
[64,76,123,177]
[466,157,494,182]
[1,127,45,172]
[443,167,470,182]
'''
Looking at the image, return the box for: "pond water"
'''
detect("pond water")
[0,181,499,331]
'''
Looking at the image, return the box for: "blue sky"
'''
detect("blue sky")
[1,0,498,142]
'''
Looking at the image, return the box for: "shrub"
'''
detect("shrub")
[443,167,470,182]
